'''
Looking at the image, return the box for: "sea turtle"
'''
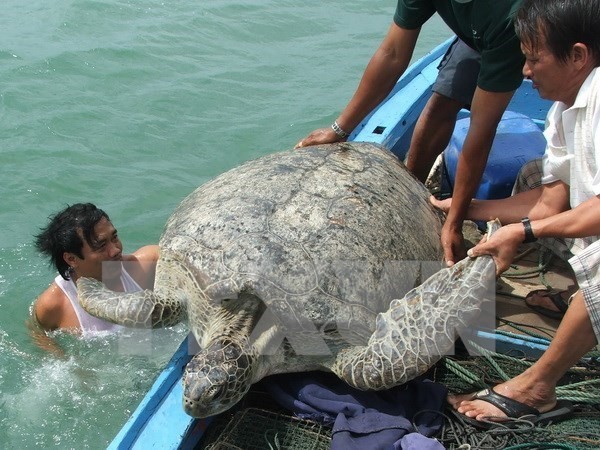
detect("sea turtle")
[78,142,496,418]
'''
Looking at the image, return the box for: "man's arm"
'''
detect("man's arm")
[432,179,571,224]
[296,23,420,147]
[441,87,515,265]
[529,192,600,240]
[124,244,160,289]
[28,285,71,357]
[466,181,600,275]
[33,284,67,331]
[26,313,67,358]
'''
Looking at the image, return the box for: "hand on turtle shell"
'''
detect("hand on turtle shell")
[295,126,344,149]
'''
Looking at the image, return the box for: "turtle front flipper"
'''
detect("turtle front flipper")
[332,220,500,390]
[77,277,185,328]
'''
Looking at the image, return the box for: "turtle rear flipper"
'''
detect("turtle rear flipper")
[332,220,500,390]
[77,277,185,328]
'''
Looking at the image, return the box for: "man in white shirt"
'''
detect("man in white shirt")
[32,203,159,340]
[432,0,600,426]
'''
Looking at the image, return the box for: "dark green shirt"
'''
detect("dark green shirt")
[394,0,524,92]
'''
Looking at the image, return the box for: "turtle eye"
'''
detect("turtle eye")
[207,384,226,402]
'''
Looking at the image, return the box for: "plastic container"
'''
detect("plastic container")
[443,110,547,199]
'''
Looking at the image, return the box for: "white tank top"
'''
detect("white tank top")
[55,268,142,336]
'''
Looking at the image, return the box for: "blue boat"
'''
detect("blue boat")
[109,37,557,449]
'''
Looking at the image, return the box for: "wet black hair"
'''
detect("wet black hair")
[515,0,600,66]
[35,203,110,280]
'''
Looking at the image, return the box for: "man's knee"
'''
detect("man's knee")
[512,158,544,194]
[422,93,464,122]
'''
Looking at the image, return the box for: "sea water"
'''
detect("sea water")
[0,1,450,448]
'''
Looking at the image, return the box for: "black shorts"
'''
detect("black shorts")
[433,38,481,107]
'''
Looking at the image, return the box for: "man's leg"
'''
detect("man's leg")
[449,290,597,420]
[405,93,464,182]
[405,38,481,182]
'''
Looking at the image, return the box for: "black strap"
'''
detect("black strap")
[521,217,537,243]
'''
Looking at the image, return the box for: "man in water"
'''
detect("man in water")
[32,203,158,337]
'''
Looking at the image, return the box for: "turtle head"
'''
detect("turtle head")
[183,338,256,418]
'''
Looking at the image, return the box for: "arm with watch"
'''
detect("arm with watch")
[461,179,600,275]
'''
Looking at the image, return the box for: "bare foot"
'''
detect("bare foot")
[448,373,557,422]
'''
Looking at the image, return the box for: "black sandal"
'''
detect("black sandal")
[453,387,574,430]
[525,289,571,320]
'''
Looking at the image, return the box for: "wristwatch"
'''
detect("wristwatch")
[521,217,537,243]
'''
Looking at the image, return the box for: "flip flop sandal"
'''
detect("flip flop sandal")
[452,387,574,430]
[525,289,571,320]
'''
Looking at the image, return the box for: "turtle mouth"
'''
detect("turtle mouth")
[183,390,227,418]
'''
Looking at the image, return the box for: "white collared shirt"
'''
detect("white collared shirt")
[541,67,600,207]
[541,67,600,255]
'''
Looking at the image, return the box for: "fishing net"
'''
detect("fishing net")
[195,333,600,450]
[201,407,331,450]
[430,229,600,448]
[431,334,600,450]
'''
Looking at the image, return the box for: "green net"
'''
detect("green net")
[200,407,331,450]
[431,332,600,450]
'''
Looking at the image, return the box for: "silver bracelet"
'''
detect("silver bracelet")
[331,121,349,138]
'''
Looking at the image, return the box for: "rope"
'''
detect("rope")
[445,338,600,404]
[496,317,556,341]
[442,406,600,450]
[556,378,600,403]
[466,340,511,381]
[444,358,487,388]
[441,409,514,449]
[496,323,600,361]
[440,407,582,450]
[494,329,551,345]
[502,246,554,279]
[503,444,578,449]
[264,429,282,450]
[538,247,558,288]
